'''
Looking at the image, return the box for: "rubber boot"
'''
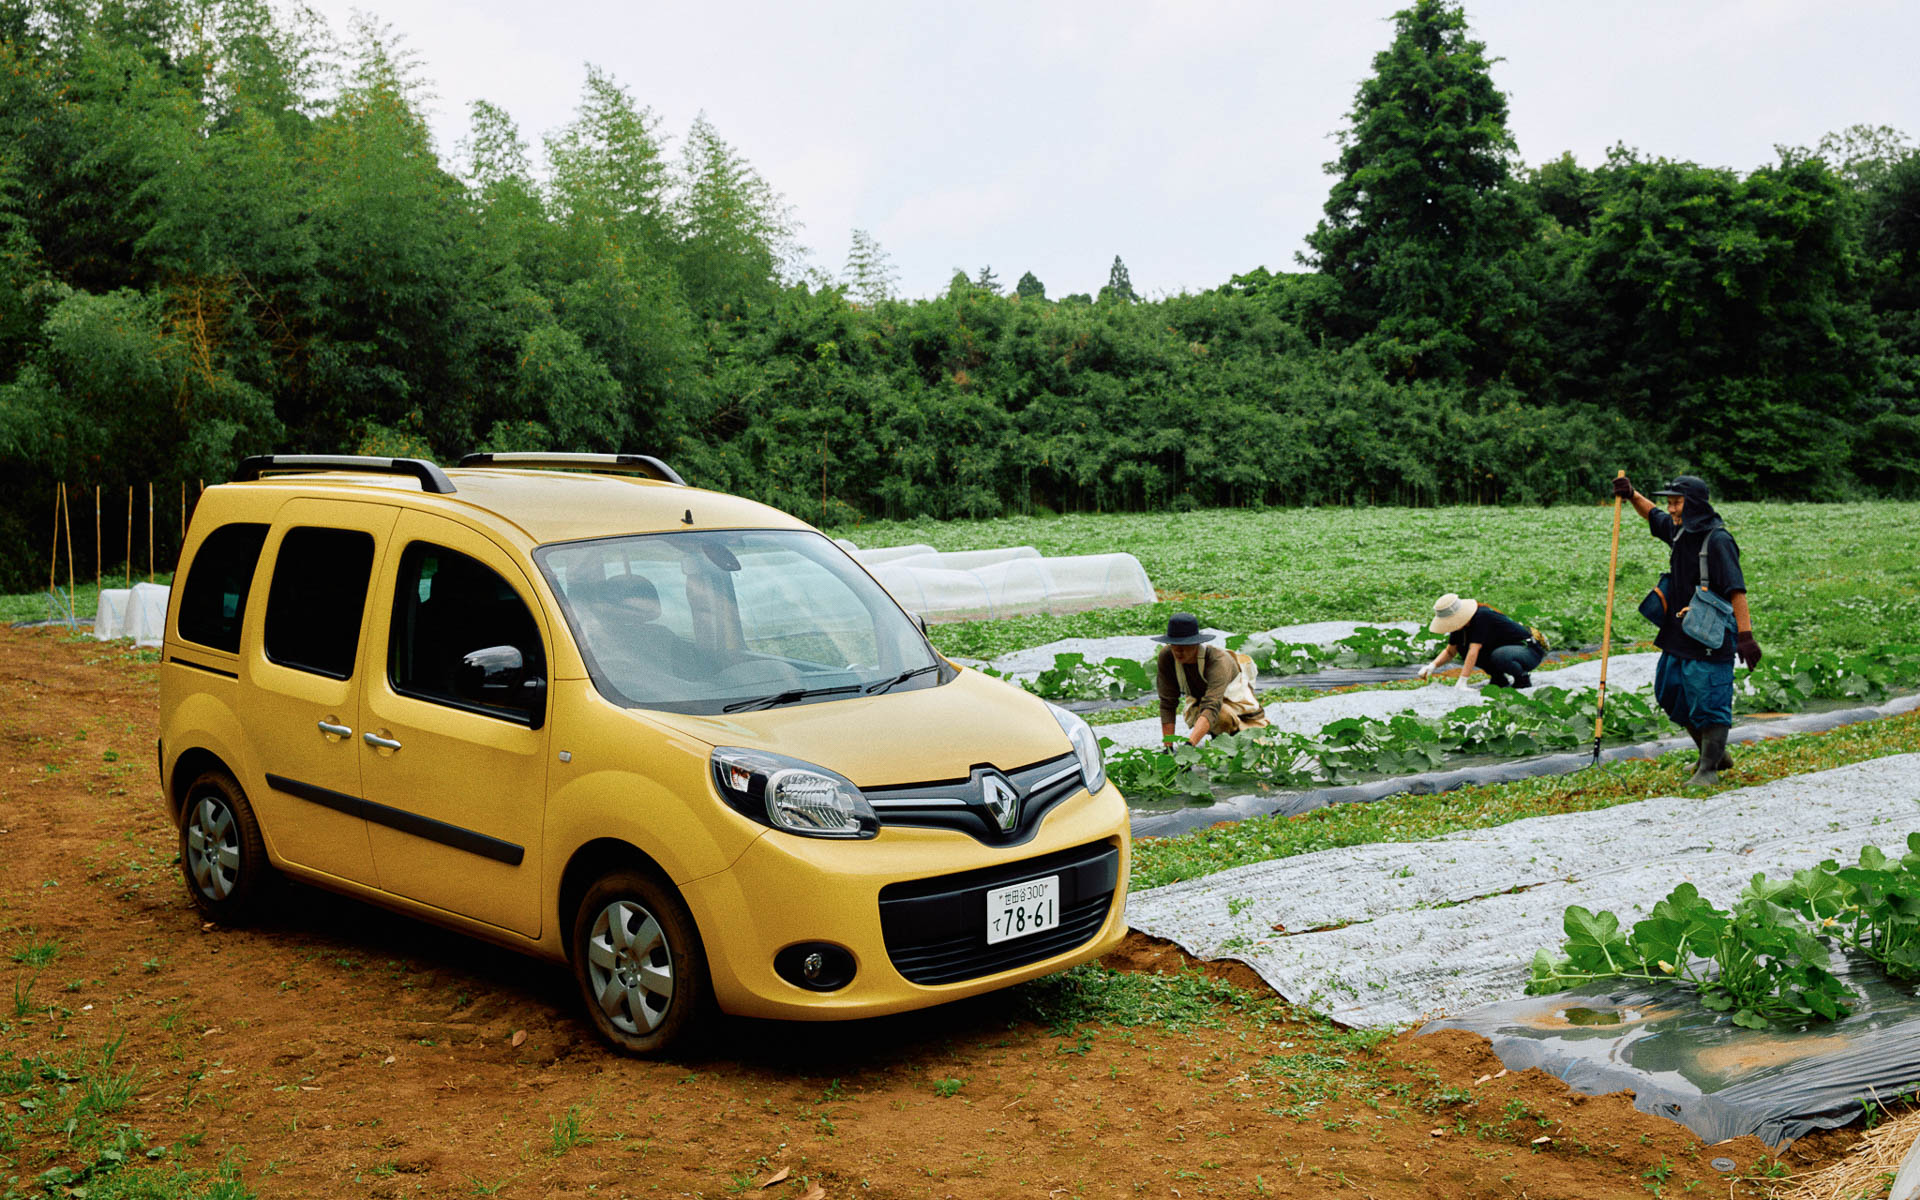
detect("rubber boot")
[1686,725,1731,788]
[1685,726,1735,770]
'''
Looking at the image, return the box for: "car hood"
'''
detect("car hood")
[639,667,1075,786]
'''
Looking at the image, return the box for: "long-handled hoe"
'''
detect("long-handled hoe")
[1590,470,1626,766]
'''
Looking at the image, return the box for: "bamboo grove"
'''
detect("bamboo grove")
[1,0,1917,589]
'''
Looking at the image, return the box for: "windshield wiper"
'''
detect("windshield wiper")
[722,685,861,714]
[864,664,942,695]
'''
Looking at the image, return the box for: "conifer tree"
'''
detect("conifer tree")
[1099,255,1136,303]
[842,229,898,305]
[544,66,672,253]
[1015,271,1045,302]
[1303,0,1524,380]
[672,113,795,314]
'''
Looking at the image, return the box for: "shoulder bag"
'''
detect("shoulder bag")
[1678,529,1736,649]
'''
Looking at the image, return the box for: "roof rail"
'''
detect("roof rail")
[457,452,687,487]
[234,455,457,495]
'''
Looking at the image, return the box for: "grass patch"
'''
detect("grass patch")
[1016,963,1272,1034]
[0,573,172,626]
[860,502,1920,660]
[1130,708,1920,890]
[0,1035,249,1199]
[8,938,60,967]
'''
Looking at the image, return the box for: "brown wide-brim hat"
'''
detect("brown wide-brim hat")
[1152,612,1212,645]
[1429,593,1479,635]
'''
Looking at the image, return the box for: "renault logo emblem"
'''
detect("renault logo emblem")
[981,772,1020,831]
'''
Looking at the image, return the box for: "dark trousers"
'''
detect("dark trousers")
[1485,641,1545,688]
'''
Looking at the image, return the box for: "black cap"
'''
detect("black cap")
[1651,475,1711,504]
[1152,612,1211,645]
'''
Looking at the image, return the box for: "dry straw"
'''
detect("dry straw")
[1773,1107,1920,1200]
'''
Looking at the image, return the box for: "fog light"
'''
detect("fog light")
[775,942,856,992]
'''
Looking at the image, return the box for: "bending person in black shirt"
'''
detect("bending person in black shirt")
[1612,473,1761,788]
[1420,594,1547,690]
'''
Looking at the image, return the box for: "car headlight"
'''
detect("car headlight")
[1047,703,1107,794]
[710,747,878,839]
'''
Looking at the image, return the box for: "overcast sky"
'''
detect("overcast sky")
[298,0,1918,300]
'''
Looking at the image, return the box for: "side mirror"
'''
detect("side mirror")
[458,645,546,725]
[458,645,549,728]
[458,644,524,700]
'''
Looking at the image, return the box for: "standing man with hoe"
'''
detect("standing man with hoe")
[1612,473,1762,787]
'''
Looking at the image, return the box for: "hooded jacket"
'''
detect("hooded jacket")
[1648,501,1745,662]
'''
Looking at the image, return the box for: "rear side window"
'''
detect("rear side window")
[177,523,268,653]
[264,527,376,679]
[389,542,546,723]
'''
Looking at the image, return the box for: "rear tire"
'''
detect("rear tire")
[179,769,272,923]
[571,869,712,1055]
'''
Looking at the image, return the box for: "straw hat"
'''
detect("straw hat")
[1429,593,1479,635]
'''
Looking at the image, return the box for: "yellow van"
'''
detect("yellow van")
[158,454,1130,1053]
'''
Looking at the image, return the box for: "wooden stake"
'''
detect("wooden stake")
[1591,470,1627,764]
[61,483,76,626]
[48,481,60,594]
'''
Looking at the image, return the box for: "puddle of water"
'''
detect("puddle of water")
[1560,1006,1634,1026]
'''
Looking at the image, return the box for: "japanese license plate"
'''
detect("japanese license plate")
[986,875,1060,945]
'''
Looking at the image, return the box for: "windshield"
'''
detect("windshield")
[536,529,945,714]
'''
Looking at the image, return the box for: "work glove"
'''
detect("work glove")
[1416,663,1434,680]
[1611,474,1633,500]
[1736,631,1762,670]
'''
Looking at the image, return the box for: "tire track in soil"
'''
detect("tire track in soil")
[0,623,1863,1198]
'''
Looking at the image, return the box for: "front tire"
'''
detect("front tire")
[179,769,271,922]
[571,870,712,1055]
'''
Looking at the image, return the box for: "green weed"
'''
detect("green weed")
[10,938,61,967]
[548,1104,593,1155]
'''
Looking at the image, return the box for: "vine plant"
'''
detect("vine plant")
[1531,833,1920,1029]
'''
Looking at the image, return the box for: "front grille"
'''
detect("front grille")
[865,753,1083,846]
[878,841,1120,986]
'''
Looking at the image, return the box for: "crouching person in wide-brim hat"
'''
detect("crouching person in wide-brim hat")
[1420,594,1548,690]
[1153,613,1268,750]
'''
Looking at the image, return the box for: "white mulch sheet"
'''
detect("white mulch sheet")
[1124,755,1920,1028]
[967,621,1421,680]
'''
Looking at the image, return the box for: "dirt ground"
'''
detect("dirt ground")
[0,624,1871,1198]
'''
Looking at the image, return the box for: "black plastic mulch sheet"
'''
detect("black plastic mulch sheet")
[1420,952,1920,1146]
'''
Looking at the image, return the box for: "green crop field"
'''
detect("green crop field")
[853,501,1920,661]
[7,503,1918,666]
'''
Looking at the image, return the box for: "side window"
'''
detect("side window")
[263,527,376,679]
[177,523,268,653]
[390,542,546,723]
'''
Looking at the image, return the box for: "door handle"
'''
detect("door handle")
[317,720,352,738]
[363,732,403,751]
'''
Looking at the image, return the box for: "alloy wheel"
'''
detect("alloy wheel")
[585,899,675,1034]
[185,795,241,901]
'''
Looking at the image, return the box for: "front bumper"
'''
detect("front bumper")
[682,782,1131,1020]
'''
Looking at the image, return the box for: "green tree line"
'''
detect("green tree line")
[1,0,1917,589]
